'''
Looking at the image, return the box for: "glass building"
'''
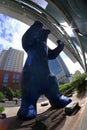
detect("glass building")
[48,55,71,83]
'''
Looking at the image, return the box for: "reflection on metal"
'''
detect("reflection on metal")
[0,0,87,72]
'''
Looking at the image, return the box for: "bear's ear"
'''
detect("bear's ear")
[28,21,43,34]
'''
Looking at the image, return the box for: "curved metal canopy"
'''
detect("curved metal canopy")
[0,0,87,72]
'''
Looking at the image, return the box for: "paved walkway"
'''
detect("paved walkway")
[1,95,51,118]
[3,102,51,118]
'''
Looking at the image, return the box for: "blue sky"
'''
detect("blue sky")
[0,14,29,51]
[0,13,84,74]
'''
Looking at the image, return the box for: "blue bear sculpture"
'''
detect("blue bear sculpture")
[17,21,72,120]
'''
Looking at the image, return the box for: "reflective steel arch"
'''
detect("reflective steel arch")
[0,0,87,72]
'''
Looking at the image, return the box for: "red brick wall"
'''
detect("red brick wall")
[0,70,22,92]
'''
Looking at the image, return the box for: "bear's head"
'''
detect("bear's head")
[22,21,50,52]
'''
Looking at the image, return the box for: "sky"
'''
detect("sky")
[0,13,84,74]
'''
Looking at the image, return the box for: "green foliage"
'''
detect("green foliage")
[70,73,87,87]
[6,88,15,100]
[15,89,22,98]
[59,83,71,92]
[59,83,73,96]
[76,83,86,94]
[71,73,87,94]
[59,73,87,95]
[0,106,4,113]
[72,73,87,81]
[0,92,5,100]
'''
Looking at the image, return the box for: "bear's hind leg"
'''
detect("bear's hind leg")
[45,75,72,108]
[17,100,37,120]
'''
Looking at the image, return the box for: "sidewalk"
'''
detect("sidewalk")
[2,95,51,118]
[3,102,51,118]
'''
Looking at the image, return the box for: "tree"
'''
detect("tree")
[6,88,15,100]
[15,89,22,98]
[0,92,5,101]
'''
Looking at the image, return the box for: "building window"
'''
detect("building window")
[3,73,9,94]
[16,74,19,79]
[12,80,15,85]
[3,73,9,83]
[4,73,9,80]
[16,80,19,85]
[12,74,20,89]
[12,74,16,79]
[48,59,62,76]
[12,74,19,79]
[3,83,7,87]
[3,79,8,83]
[3,73,9,84]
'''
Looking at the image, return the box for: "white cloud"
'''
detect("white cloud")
[0,14,29,51]
[9,19,29,51]
[0,37,12,50]
[47,39,57,49]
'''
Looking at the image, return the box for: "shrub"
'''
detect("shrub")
[72,73,87,81]
[0,106,4,113]
[59,73,87,95]
[59,83,73,96]
[15,89,22,98]
[0,92,5,100]
[6,88,15,100]
[71,73,87,94]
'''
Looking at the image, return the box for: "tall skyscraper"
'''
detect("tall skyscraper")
[48,55,71,83]
[0,48,24,93]
[0,47,24,72]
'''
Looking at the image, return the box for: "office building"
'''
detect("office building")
[48,55,71,83]
[0,47,24,72]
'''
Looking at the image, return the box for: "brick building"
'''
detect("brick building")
[0,70,22,94]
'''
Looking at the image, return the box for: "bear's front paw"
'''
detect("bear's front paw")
[57,40,64,50]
